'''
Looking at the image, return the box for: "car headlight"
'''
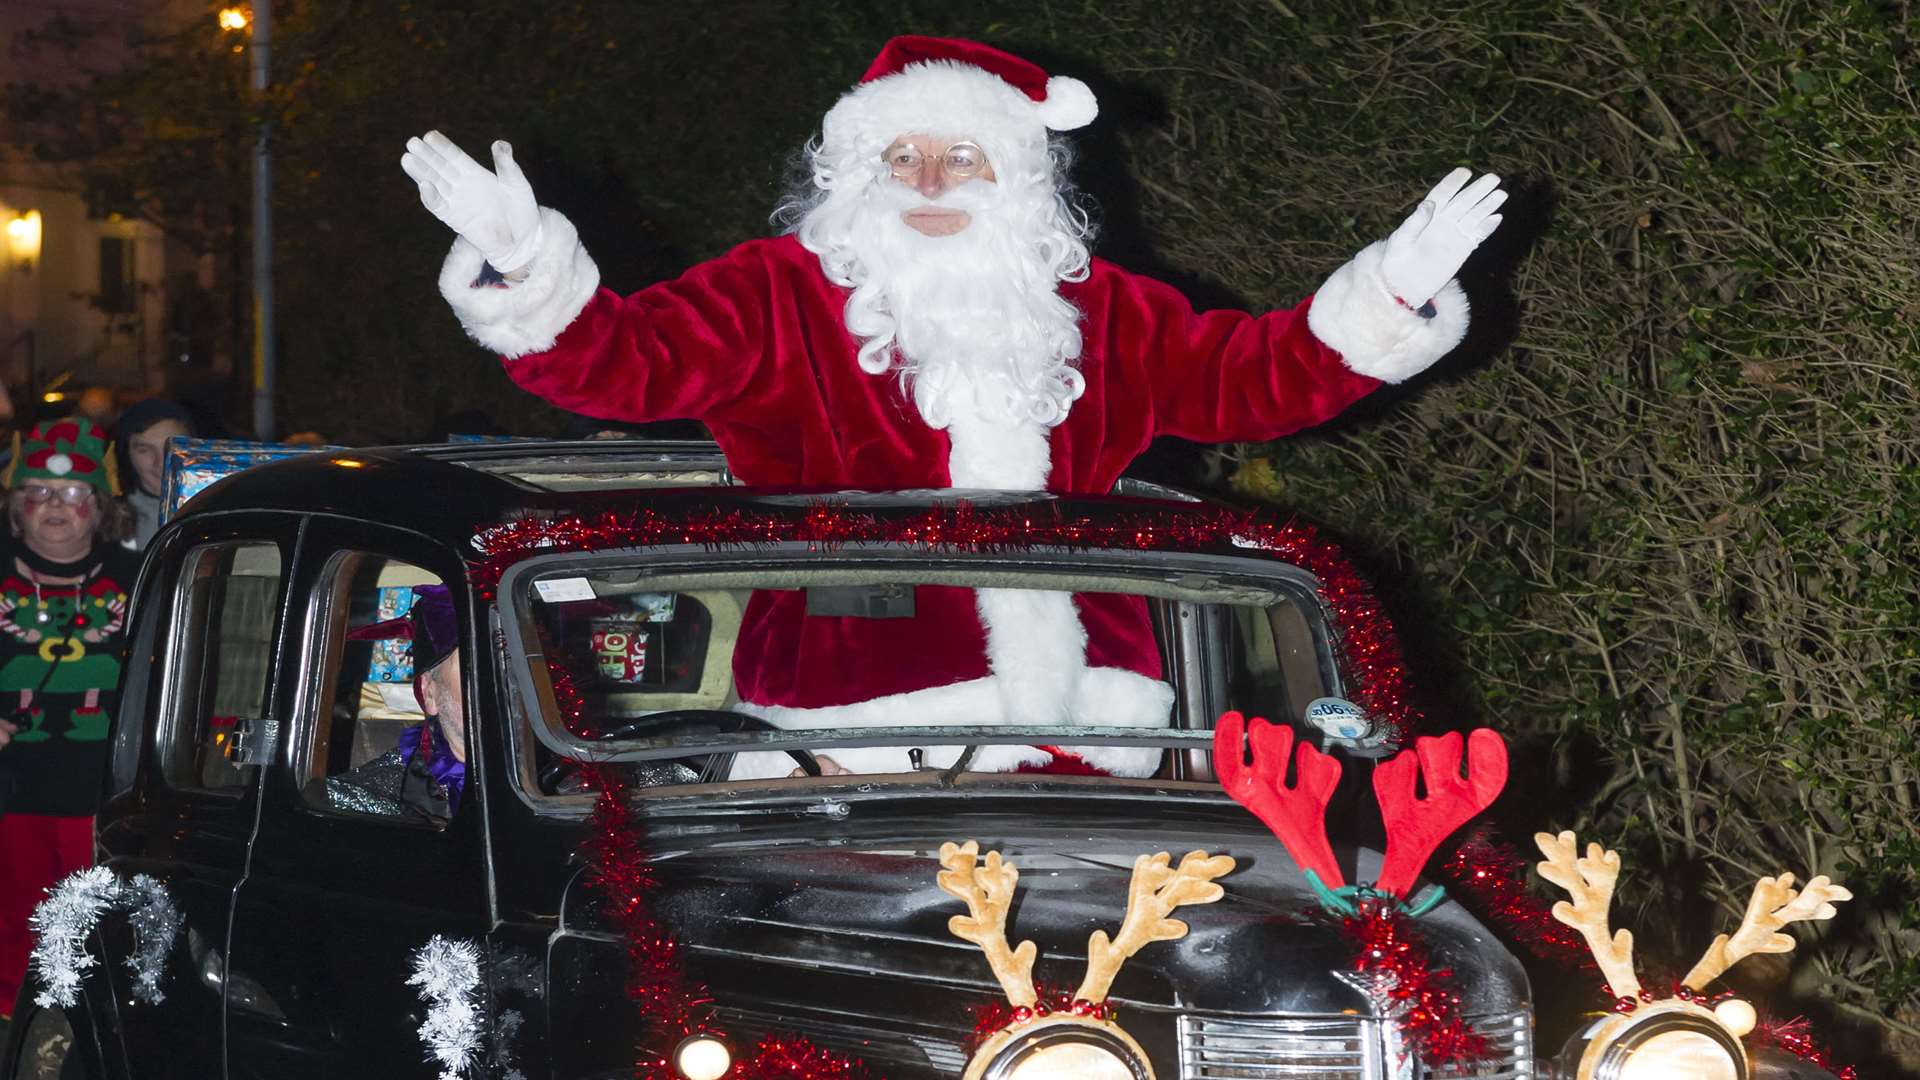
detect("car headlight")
[673,1033,733,1080]
[1555,1001,1749,1080]
[977,1018,1151,1080]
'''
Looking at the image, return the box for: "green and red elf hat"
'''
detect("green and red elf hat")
[2,418,122,496]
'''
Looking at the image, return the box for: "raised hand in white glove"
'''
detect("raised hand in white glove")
[1379,168,1506,310]
[400,131,543,275]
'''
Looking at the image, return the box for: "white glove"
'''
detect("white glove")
[1378,168,1506,309]
[400,130,543,274]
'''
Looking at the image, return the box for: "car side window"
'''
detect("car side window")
[160,541,283,792]
[298,550,461,827]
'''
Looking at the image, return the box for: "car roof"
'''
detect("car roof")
[176,439,1224,559]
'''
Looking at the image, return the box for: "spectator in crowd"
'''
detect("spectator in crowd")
[115,397,196,548]
[0,419,140,1023]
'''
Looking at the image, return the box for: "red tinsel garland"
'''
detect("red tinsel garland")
[727,1036,871,1079]
[472,501,1420,743]
[1757,1017,1859,1080]
[966,986,1117,1053]
[1341,898,1491,1067]
[547,623,872,1079]
[1438,830,1595,969]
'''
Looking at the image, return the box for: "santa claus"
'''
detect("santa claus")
[401,37,1506,779]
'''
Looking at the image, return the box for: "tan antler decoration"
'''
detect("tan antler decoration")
[937,841,1235,1080]
[1682,872,1852,991]
[1534,831,1642,999]
[1076,850,1237,1003]
[937,841,1039,1007]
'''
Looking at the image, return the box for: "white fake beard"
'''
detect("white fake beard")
[814,179,1086,451]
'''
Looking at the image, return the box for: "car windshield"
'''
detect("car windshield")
[500,546,1350,800]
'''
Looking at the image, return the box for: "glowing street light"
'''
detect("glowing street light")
[5,209,41,272]
[218,7,249,31]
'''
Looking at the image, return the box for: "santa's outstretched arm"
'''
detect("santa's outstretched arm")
[1308,168,1506,383]
[1114,169,1506,445]
[401,130,771,424]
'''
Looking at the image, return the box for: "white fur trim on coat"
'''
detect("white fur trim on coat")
[438,206,600,360]
[727,663,1174,781]
[1306,240,1470,384]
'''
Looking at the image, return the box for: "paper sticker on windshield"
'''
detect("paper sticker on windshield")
[533,577,596,603]
[1304,697,1373,740]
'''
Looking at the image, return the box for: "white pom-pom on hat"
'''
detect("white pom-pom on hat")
[1036,75,1097,131]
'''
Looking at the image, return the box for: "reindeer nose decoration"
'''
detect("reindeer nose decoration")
[936,839,1234,1080]
[1535,831,1851,1080]
[1212,711,1508,912]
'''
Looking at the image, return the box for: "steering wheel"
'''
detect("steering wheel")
[539,709,821,792]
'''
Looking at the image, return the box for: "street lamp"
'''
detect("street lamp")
[5,210,41,272]
[219,2,274,439]
[4,208,41,417]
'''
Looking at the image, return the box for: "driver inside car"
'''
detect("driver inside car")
[328,585,468,820]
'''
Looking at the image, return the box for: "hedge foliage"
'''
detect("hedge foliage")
[1147,0,1918,1063]
[9,0,1915,1066]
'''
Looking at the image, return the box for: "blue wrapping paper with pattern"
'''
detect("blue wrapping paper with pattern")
[161,437,341,520]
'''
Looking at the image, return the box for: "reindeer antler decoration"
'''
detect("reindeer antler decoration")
[1533,831,1641,998]
[1534,831,1852,1079]
[1077,850,1237,1004]
[936,841,1234,1080]
[1213,711,1345,888]
[1373,729,1507,899]
[936,841,1038,1008]
[1682,873,1852,991]
[1214,712,1508,906]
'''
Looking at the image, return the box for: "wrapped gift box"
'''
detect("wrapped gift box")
[161,436,340,521]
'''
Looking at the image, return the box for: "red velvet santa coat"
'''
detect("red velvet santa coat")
[441,208,1469,775]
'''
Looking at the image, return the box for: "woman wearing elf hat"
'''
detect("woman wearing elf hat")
[401,36,1510,778]
[0,418,140,1020]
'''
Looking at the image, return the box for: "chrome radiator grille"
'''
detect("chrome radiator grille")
[1179,1009,1533,1078]
[1429,1009,1532,1078]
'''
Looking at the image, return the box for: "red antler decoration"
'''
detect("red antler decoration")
[1373,730,1508,899]
[1213,711,1347,888]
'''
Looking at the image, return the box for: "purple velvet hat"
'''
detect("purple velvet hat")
[346,584,459,674]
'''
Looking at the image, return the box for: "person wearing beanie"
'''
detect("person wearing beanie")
[0,418,141,1019]
[115,396,196,548]
[400,37,1510,779]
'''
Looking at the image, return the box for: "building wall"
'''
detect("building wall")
[1,0,225,410]
[1,182,180,398]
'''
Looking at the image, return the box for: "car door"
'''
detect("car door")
[222,518,494,1080]
[90,514,297,1080]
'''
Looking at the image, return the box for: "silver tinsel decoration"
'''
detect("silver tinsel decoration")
[26,867,187,1009]
[27,866,119,1009]
[407,935,484,1080]
[120,874,185,1005]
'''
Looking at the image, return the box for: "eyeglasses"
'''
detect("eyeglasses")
[882,140,990,184]
[16,484,94,506]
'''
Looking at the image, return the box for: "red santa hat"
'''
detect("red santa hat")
[821,36,1098,169]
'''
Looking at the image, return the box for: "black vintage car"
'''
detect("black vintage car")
[3,442,1833,1080]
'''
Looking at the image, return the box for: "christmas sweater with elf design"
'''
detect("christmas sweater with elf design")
[0,539,138,816]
